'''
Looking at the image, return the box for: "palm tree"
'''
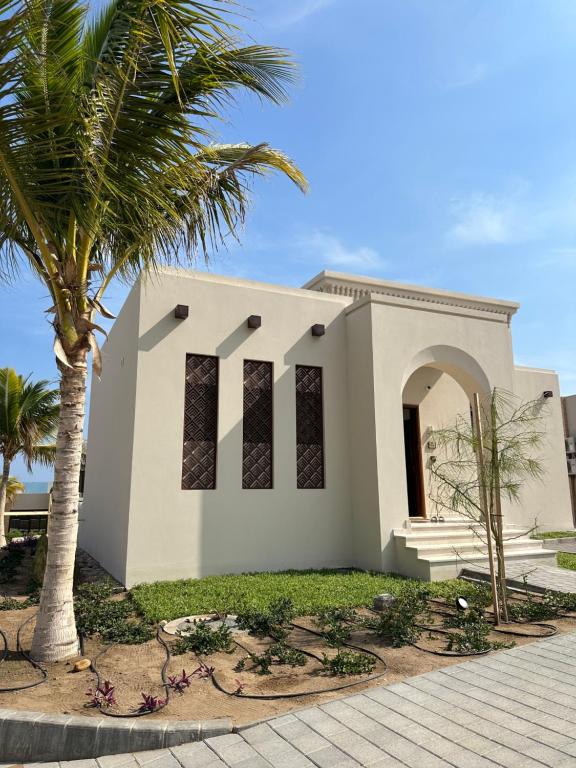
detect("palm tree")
[6,476,25,507]
[0,0,306,661]
[0,369,59,547]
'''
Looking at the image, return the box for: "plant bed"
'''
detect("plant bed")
[2,575,576,726]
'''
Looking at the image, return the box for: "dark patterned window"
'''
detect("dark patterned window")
[295,365,325,489]
[242,360,273,489]
[182,354,218,490]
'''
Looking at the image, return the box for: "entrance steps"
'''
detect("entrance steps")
[392,517,558,581]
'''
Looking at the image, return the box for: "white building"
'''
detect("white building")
[80,270,573,586]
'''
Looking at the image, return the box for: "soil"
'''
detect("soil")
[1,599,576,726]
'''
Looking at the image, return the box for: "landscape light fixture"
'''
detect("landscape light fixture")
[174,304,189,320]
[543,390,553,399]
[311,323,325,337]
[455,597,469,612]
[247,315,262,329]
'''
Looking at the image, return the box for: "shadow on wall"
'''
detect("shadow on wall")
[139,310,181,352]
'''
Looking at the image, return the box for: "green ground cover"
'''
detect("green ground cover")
[130,569,481,623]
[532,531,576,539]
[558,553,576,571]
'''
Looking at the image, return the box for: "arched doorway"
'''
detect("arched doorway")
[401,346,490,519]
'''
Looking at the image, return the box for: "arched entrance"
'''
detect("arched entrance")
[401,346,490,519]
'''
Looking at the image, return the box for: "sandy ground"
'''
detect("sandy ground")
[1,601,575,725]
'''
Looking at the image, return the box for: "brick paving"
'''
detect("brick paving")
[542,538,576,554]
[461,559,576,594]
[9,631,576,767]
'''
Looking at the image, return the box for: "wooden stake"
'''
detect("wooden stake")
[472,393,501,626]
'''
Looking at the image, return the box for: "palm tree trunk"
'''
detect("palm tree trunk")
[0,457,11,548]
[31,355,87,662]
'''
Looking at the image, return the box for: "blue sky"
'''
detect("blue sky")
[3,0,576,482]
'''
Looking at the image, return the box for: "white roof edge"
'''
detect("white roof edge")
[154,267,352,304]
[514,364,559,375]
[303,270,520,317]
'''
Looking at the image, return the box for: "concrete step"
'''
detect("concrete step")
[404,538,542,558]
[393,517,555,581]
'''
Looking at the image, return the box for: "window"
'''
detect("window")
[242,360,273,489]
[295,365,325,489]
[182,354,219,489]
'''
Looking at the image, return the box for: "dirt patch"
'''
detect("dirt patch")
[1,602,575,725]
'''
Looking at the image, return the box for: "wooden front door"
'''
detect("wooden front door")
[403,405,425,518]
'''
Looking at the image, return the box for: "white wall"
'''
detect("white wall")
[124,271,355,585]
[79,282,141,584]
[508,367,573,531]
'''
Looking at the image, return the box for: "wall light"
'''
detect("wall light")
[174,304,189,320]
[311,324,325,337]
[247,315,262,329]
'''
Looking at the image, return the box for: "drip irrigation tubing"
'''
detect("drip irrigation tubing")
[89,627,171,718]
[0,613,47,692]
[207,620,388,700]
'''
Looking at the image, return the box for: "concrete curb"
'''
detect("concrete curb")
[0,708,232,763]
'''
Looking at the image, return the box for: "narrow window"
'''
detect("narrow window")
[243,360,273,489]
[295,365,325,489]
[182,354,218,489]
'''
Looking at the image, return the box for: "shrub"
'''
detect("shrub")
[444,608,513,653]
[172,621,233,656]
[363,587,429,647]
[75,581,153,644]
[236,597,295,640]
[31,533,48,587]
[235,642,307,675]
[321,650,375,676]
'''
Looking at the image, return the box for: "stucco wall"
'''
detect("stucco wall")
[507,366,573,531]
[123,271,354,585]
[364,294,516,572]
[79,282,141,584]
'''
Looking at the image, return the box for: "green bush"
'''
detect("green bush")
[31,533,48,587]
[321,649,375,676]
[363,587,429,647]
[236,597,295,640]
[172,621,233,656]
[74,580,153,645]
[444,608,513,653]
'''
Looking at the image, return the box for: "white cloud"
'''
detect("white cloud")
[302,231,386,272]
[448,193,514,245]
[268,0,334,29]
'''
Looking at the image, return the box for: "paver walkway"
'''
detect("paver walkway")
[542,538,576,554]
[461,559,576,594]
[7,631,576,768]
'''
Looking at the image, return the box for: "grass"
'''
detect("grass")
[130,568,482,623]
[531,531,576,539]
[558,553,576,571]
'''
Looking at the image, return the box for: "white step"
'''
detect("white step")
[392,517,556,581]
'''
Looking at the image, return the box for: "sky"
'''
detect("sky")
[2,0,576,483]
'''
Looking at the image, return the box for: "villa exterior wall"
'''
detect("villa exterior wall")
[123,271,355,586]
[79,282,141,585]
[507,366,573,531]
[80,269,572,585]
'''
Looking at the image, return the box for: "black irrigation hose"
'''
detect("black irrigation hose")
[208,620,388,700]
[0,613,48,692]
[89,626,171,718]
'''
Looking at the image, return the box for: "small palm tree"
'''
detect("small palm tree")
[0,369,59,547]
[0,0,306,660]
[6,476,25,506]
